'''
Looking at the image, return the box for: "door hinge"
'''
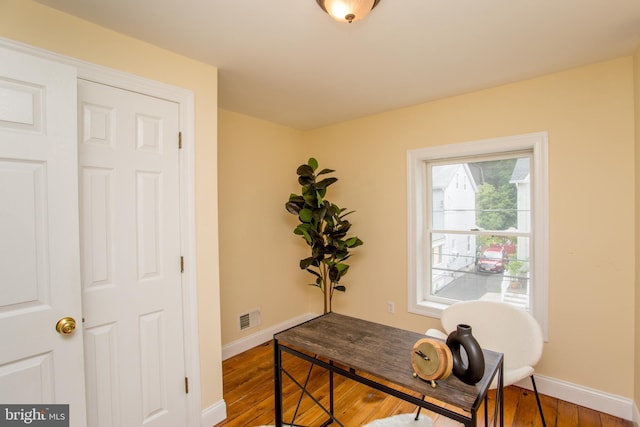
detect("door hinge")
[178,131,183,149]
[185,377,189,394]
[180,256,184,273]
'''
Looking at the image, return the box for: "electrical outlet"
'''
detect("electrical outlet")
[387,301,395,313]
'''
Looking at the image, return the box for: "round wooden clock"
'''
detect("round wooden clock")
[411,337,453,388]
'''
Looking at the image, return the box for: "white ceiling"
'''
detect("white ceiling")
[36,0,640,130]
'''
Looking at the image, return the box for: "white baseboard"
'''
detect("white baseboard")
[632,400,639,426]
[222,312,318,360]
[201,399,226,427]
[516,374,633,421]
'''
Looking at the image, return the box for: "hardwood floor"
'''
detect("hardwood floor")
[214,341,633,427]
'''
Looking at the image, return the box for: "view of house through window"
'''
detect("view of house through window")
[427,155,532,309]
[408,133,548,334]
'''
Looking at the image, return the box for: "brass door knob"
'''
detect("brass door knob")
[55,317,76,336]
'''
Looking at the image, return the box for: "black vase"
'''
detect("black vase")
[446,324,485,385]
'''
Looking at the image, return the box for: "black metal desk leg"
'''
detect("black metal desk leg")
[484,394,488,426]
[329,361,334,417]
[415,395,425,420]
[498,360,504,427]
[470,405,476,427]
[274,339,283,427]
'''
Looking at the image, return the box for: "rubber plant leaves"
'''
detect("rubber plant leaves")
[285,157,364,313]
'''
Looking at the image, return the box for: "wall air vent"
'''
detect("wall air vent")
[239,308,261,331]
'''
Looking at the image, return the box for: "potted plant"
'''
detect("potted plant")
[506,257,524,288]
[285,158,364,313]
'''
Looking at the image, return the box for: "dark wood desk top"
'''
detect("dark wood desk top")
[274,312,503,412]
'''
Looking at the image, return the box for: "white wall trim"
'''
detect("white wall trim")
[0,37,203,427]
[632,400,639,426]
[222,313,318,360]
[201,399,227,427]
[517,374,634,421]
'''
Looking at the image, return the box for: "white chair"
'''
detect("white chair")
[426,300,546,426]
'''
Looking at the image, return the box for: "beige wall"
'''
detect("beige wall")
[306,58,636,397]
[635,48,640,418]
[220,57,637,399]
[217,110,314,344]
[0,0,223,410]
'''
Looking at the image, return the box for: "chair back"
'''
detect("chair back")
[440,300,543,369]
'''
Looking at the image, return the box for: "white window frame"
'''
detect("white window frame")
[407,132,549,338]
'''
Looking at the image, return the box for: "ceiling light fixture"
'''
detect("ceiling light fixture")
[316,0,382,24]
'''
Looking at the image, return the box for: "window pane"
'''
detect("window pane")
[429,233,531,309]
[429,155,533,308]
[431,157,530,232]
[408,133,547,334]
[431,164,476,231]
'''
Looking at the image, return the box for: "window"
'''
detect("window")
[407,133,548,337]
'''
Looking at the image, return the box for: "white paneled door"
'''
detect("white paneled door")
[77,80,187,427]
[0,48,87,423]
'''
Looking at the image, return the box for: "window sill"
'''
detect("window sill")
[408,300,450,319]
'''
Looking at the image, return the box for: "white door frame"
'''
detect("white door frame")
[0,37,202,427]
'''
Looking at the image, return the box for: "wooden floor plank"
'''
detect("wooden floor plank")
[215,342,633,427]
[578,405,604,427]
[556,399,580,427]
[512,386,544,427]
[538,393,558,427]
[601,412,634,427]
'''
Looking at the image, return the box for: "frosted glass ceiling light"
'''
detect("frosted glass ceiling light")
[316,0,382,23]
